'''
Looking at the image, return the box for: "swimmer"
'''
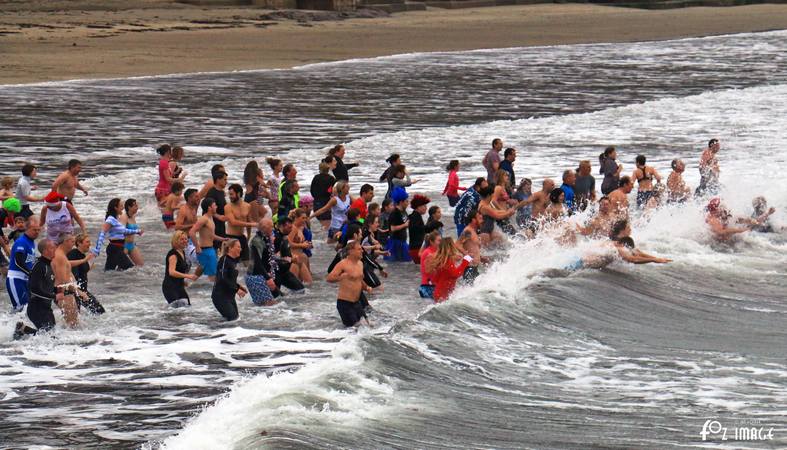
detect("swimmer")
[631,155,662,208]
[705,197,758,241]
[225,183,258,263]
[39,191,86,243]
[576,196,615,238]
[121,198,144,267]
[14,239,57,338]
[666,159,691,204]
[327,240,372,327]
[545,188,567,221]
[609,219,672,264]
[456,209,488,284]
[519,178,555,225]
[696,138,721,197]
[607,176,634,220]
[427,237,473,302]
[749,196,777,233]
[477,186,519,246]
[52,233,81,328]
[92,198,142,271]
[211,239,247,321]
[159,181,184,230]
[163,231,198,308]
[52,159,89,202]
[247,218,281,305]
[67,234,103,315]
[189,197,225,282]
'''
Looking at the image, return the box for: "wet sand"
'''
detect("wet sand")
[2,2,787,84]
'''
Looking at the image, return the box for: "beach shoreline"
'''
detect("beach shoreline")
[2,2,787,85]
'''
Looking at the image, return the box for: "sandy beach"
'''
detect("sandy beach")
[1,2,787,85]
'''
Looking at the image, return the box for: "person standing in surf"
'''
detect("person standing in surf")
[453,177,487,237]
[631,155,662,208]
[608,176,634,220]
[442,160,466,207]
[666,159,691,204]
[52,233,81,328]
[696,138,721,197]
[39,191,86,243]
[327,239,372,327]
[121,199,144,267]
[211,239,247,321]
[6,216,40,312]
[163,231,198,308]
[310,158,336,230]
[189,197,225,282]
[599,146,622,196]
[482,138,504,184]
[67,234,103,315]
[15,163,43,219]
[427,237,473,303]
[329,144,359,182]
[574,161,596,212]
[51,159,89,203]
[92,199,141,271]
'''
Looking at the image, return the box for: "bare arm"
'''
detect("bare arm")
[326,261,345,283]
[188,219,204,252]
[67,203,86,231]
[39,206,48,232]
[311,197,336,219]
[174,206,193,231]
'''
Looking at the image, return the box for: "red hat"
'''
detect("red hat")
[44,191,65,205]
[410,194,431,209]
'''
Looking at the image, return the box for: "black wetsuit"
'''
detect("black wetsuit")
[408,211,426,251]
[67,249,105,315]
[163,248,190,306]
[273,230,305,292]
[310,173,336,221]
[211,255,241,321]
[332,156,358,182]
[26,257,57,333]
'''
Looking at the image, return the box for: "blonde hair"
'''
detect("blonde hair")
[319,162,330,174]
[334,180,348,197]
[75,233,90,246]
[0,176,13,190]
[221,238,239,256]
[578,160,591,176]
[427,237,460,274]
[495,169,510,187]
[171,230,188,248]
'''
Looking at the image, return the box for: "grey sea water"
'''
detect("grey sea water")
[0,31,786,449]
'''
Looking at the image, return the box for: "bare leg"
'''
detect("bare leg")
[60,295,79,328]
[130,248,144,267]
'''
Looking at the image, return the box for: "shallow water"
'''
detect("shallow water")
[0,31,786,449]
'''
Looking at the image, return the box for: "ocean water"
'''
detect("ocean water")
[0,31,785,449]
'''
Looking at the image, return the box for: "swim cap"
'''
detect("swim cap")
[2,197,21,213]
[706,197,721,213]
[299,194,314,205]
[391,187,408,204]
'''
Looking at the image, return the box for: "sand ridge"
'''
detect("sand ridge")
[2,2,787,84]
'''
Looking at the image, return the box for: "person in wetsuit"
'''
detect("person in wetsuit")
[67,233,103,314]
[14,239,57,338]
[163,231,198,308]
[211,239,247,321]
[6,216,40,312]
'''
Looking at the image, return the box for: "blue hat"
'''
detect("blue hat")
[391,187,408,204]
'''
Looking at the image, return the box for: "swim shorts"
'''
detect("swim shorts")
[197,247,218,276]
[337,298,366,327]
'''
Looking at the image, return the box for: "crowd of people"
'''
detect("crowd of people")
[0,138,779,336]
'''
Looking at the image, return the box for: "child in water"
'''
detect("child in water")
[442,160,466,207]
[0,177,14,202]
[159,181,184,230]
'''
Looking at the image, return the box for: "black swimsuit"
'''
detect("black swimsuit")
[163,248,190,305]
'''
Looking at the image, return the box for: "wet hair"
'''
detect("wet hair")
[22,163,36,177]
[105,198,121,219]
[479,186,495,198]
[617,236,636,249]
[549,188,564,204]
[464,209,479,226]
[635,155,646,166]
[599,146,616,170]
[201,197,216,214]
[0,176,13,190]
[610,219,629,240]
[170,181,185,194]
[359,184,374,195]
[492,138,502,148]
[347,207,361,222]
[184,188,198,201]
[428,205,440,217]
[156,144,172,156]
[598,195,610,203]
[446,160,459,171]
[473,177,486,189]
[266,157,282,171]
[671,158,681,170]
[171,230,188,248]
[124,198,137,215]
[243,160,261,187]
[386,154,400,164]
[68,159,81,169]
[504,147,516,159]
[212,170,227,183]
[619,175,632,188]
[228,183,243,197]
[708,138,719,147]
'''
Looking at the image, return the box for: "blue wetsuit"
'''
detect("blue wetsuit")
[6,233,35,311]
